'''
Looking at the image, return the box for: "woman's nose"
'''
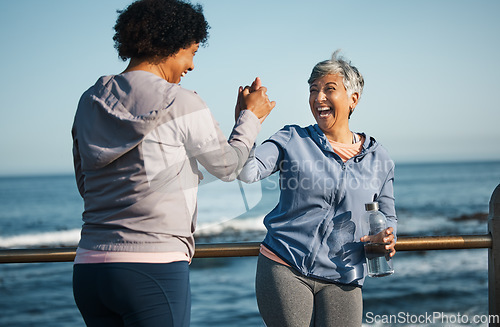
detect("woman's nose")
[314,91,326,102]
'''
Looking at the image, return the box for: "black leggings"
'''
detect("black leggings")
[73,262,190,327]
[255,254,363,327]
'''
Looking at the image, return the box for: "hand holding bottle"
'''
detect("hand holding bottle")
[361,202,395,277]
[360,227,396,257]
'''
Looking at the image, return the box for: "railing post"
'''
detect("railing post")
[489,183,500,325]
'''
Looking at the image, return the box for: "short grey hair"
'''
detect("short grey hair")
[308,50,364,97]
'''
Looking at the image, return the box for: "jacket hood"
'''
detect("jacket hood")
[73,71,177,170]
[309,124,379,157]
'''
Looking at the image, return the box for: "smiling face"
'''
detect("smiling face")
[166,42,199,83]
[309,74,358,134]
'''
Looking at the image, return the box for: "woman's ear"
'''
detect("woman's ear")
[348,92,360,118]
[350,92,360,109]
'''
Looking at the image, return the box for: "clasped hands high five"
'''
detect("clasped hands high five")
[235,77,276,123]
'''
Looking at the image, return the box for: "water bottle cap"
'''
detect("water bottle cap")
[365,202,379,211]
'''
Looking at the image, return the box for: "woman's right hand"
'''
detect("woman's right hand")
[235,77,276,123]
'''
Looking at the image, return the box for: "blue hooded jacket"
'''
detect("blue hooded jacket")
[238,124,397,286]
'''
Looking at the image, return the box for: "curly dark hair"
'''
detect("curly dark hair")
[113,0,210,61]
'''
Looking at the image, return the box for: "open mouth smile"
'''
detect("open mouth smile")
[317,107,333,118]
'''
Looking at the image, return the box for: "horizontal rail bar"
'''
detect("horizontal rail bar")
[194,241,260,258]
[0,234,491,264]
[395,234,492,251]
[0,247,77,263]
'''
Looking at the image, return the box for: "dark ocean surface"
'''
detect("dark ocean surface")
[1,160,499,326]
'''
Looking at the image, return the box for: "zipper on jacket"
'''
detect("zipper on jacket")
[304,157,347,272]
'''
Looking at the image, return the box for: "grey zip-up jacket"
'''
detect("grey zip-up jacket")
[72,71,260,258]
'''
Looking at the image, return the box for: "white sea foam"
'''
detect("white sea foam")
[0,229,81,248]
[195,215,266,236]
[0,216,267,248]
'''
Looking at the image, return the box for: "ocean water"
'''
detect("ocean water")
[0,160,499,326]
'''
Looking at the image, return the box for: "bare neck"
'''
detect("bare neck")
[122,58,170,81]
[323,124,353,144]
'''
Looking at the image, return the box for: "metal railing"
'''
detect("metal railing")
[1,183,499,324]
[0,234,493,263]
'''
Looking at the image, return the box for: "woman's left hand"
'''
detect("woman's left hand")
[360,227,396,257]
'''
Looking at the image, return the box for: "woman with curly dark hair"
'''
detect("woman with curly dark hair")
[71,0,275,326]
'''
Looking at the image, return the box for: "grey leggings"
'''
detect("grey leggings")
[255,254,362,327]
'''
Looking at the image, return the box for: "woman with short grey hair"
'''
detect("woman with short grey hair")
[238,50,397,326]
[308,50,364,118]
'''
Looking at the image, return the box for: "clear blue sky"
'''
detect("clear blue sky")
[1,0,499,176]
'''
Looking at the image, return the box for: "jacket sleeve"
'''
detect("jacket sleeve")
[376,165,397,238]
[186,109,261,182]
[72,137,85,198]
[237,126,292,184]
[237,141,283,183]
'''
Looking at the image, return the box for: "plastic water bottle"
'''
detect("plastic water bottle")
[364,202,394,277]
